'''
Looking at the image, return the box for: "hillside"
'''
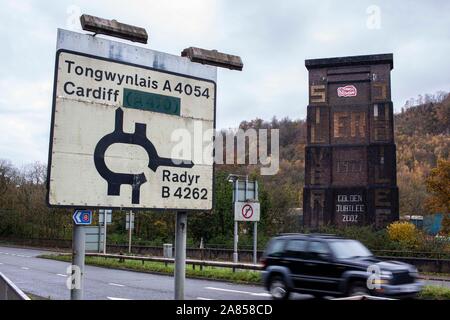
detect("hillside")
[0,93,448,245]
[214,93,450,235]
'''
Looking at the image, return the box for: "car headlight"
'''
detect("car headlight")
[380,271,393,279]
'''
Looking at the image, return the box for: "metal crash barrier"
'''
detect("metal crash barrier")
[0,272,30,300]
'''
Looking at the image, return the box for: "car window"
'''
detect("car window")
[329,240,372,259]
[308,241,330,260]
[285,239,308,259]
[265,239,285,257]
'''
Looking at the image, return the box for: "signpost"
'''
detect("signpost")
[228,175,260,264]
[234,201,260,264]
[99,209,112,254]
[84,226,105,252]
[71,209,91,300]
[47,49,216,210]
[48,14,241,300]
[125,211,135,230]
[47,23,221,300]
[72,210,92,225]
[234,202,260,221]
[98,209,112,224]
[126,211,134,253]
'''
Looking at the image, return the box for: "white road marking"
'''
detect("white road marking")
[21,267,29,270]
[108,283,125,287]
[205,286,268,297]
[57,274,68,277]
[107,296,131,300]
[0,262,3,265]
[197,297,213,300]
[252,292,272,297]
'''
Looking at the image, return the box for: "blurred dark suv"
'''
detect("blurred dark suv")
[261,234,423,299]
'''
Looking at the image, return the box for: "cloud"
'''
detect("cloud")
[0,0,449,165]
[0,78,52,165]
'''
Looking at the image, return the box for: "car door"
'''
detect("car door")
[263,238,286,267]
[302,241,341,294]
[280,239,310,290]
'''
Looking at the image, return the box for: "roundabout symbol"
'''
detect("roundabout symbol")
[241,204,254,219]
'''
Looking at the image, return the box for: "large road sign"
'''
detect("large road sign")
[234,202,260,222]
[47,29,216,210]
[73,210,92,225]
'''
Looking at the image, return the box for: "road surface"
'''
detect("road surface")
[0,246,277,300]
[0,246,447,300]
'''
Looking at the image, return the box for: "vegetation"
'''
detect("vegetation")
[425,159,450,235]
[419,285,450,300]
[387,222,420,248]
[0,92,449,249]
[312,225,449,257]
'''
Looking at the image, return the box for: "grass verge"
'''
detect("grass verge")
[38,254,261,284]
[418,285,450,300]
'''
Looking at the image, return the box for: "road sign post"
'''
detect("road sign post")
[174,211,187,300]
[70,210,91,300]
[71,222,86,300]
[101,210,107,254]
[228,176,260,264]
[128,211,133,254]
[253,221,258,264]
[47,24,242,301]
[233,179,239,263]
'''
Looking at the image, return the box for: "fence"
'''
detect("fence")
[0,272,30,300]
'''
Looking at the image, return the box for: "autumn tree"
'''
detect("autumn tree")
[425,159,450,234]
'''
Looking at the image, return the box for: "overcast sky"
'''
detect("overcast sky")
[0,0,449,166]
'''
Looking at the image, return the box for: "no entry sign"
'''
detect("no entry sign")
[234,202,260,222]
[47,29,216,211]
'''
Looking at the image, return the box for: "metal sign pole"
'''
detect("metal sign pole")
[103,210,107,254]
[174,211,187,300]
[253,222,258,264]
[128,210,133,254]
[71,222,85,300]
[233,180,239,264]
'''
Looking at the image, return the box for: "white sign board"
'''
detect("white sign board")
[47,30,216,211]
[126,212,135,230]
[234,202,260,222]
[84,226,105,252]
[98,209,112,224]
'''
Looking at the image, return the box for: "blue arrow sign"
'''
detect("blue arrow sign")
[73,210,92,225]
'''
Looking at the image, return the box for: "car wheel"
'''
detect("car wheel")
[348,281,370,297]
[269,276,290,300]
